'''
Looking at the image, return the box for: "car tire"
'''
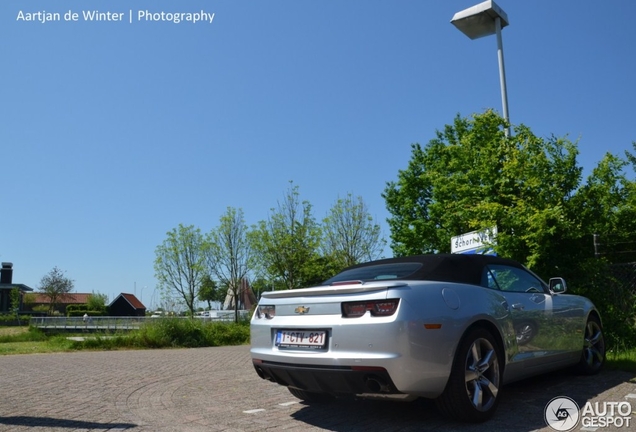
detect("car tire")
[287,387,333,403]
[575,315,605,375]
[435,328,502,423]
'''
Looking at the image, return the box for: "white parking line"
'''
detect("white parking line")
[244,401,299,415]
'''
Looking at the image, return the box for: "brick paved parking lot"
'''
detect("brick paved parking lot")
[1,346,635,432]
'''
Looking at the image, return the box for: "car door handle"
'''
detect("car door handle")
[511,303,524,310]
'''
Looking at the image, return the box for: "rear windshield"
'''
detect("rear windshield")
[323,263,423,285]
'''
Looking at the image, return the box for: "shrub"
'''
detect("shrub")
[135,318,249,349]
[69,335,137,350]
[568,259,636,349]
[66,304,106,317]
[0,314,31,325]
[32,305,49,314]
[203,321,250,346]
[67,310,104,317]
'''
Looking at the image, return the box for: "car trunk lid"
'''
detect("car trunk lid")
[260,281,407,299]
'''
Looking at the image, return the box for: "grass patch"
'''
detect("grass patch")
[0,326,29,337]
[0,329,74,355]
[0,341,67,355]
[606,348,636,373]
[0,326,48,343]
[0,319,250,355]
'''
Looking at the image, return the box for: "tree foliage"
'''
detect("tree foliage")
[10,287,21,314]
[571,150,636,259]
[39,266,75,315]
[322,193,385,268]
[384,112,636,346]
[250,182,326,290]
[154,224,207,317]
[568,145,636,347]
[86,292,108,313]
[206,207,253,322]
[198,275,225,310]
[383,111,585,273]
[23,292,36,308]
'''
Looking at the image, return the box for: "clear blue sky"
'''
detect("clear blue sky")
[2,1,634,307]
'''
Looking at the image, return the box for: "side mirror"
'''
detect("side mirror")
[549,277,567,294]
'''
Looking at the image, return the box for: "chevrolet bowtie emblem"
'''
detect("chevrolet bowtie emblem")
[295,306,310,314]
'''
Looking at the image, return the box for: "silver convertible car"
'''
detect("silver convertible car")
[250,254,605,422]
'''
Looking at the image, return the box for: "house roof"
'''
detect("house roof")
[31,293,92,304]
[0,283,34,292]
[109,293,146,310]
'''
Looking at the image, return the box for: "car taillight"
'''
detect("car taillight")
[341,299,399,318]
[256,305,275,319]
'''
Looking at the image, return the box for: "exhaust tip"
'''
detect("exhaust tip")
[365,376,390,393]
[254,366,267,380]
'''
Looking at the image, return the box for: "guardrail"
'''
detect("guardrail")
[31,316,146,331]
[31,311,251,332]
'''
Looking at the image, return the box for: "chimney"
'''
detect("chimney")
[1,262,13,284]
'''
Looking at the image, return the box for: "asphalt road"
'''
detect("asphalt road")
[1,346,635,432]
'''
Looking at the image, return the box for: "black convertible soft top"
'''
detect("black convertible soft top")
[323,254,526,286]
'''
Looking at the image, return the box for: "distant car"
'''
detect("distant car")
[250,254,605,422]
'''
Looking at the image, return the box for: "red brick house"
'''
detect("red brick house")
[28,293,92,315]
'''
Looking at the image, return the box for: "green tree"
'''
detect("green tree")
[250,182,325,290]
[86,292,108,313]
[154,224,207,317]
[39,266,75,315]
[383,111,636,347]
[322,193,386,268]
[10,287,21,315]
[383,111,582,275]
[198,275,225,310]
[565,148,636,346]
[23,292,36,309]
[206,207,253,322]
[571,151,636,260]
[250,277,282,300]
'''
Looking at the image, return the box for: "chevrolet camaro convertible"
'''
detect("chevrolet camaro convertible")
[250,254,605,422]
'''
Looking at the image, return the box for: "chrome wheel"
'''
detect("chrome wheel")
[436,328,503,422]
[464,337,500,412]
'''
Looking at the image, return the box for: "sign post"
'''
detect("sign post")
[451,226,498,255]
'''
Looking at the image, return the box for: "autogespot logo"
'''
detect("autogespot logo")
[545,397,580,431]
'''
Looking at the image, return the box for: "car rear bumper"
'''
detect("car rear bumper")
[252,359,401,396]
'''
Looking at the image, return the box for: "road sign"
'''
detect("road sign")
[451,226,497,255]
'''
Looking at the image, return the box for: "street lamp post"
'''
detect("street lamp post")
[451,0,511,136]
[151,288,157,311]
